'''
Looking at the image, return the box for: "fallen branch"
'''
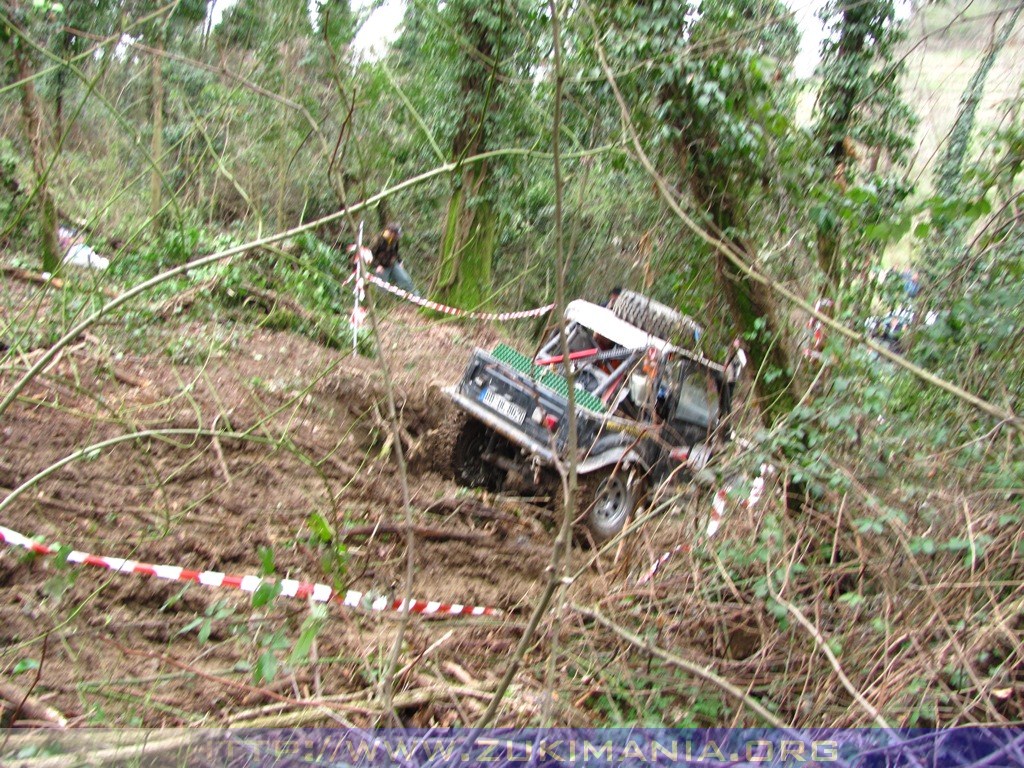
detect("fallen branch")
[210,414,232,486]
[3,732,210,768]
[767,582,927,768]
[768,582,892,728]
[154,277,219,318]
[109,641,331,710]
[0,267,117,298]
[226,685,495,730]
[1,266,64,289]
[240,283,319,327]
[0,632,67,739]
[0,681,68,729]
[109,366,149,388]
[335,523,494,545]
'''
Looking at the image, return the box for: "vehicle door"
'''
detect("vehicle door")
[661,359,720,446]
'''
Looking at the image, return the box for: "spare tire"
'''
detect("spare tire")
[612,290,702,343]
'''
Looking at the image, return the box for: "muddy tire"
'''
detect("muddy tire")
[578,471,638,544]
[612,290,701,343]
[451,416,505,492]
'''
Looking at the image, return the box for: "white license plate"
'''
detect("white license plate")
[482,389,526,424]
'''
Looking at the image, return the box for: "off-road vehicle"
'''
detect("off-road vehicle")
[444,291,740,542]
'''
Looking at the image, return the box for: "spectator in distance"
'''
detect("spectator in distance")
[368,222,418,296]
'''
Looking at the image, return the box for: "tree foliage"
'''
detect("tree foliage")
[812,0,916,293]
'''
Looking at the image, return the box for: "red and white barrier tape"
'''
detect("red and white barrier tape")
[365,273,554,322]
[636,544,690,587]
[637,464,775,586]
[350,233,369,337]
[0,525,499,618]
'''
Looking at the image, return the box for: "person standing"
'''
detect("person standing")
[368,222,418,296]
[602,286,622,308]
[719,338,747,421]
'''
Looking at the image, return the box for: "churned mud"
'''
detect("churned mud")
[0,295,711,728]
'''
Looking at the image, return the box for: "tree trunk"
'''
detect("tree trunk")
[926,3,1022,277]
[813,0,872,294]
[149,40,165,234]
[684,162,799,427]
[716,241,798,427]
[275,41,295,233]
[933,4,1022,201]
[433,164,496,309]
[14,44,60,274]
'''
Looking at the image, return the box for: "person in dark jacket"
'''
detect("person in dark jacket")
[368,222,418,296]
[602,286,622,309]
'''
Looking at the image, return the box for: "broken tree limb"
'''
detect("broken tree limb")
[1,266,65,289]
[335,523,493,545]
[0,681,69,728]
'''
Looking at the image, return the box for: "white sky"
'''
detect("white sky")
[206,0,403,56]
[210,0,834,75]
[353,0,834,73]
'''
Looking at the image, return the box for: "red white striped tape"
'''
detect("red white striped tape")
[637,464,775,586]
[636,544,689,587]
[0,525,499,618]
[706,488,729,538]
[365,273,554,321]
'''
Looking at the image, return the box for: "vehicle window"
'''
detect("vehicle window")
[674,371,717,427]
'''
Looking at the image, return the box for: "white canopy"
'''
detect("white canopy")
[564,300,675,352]
[563,300,724,372]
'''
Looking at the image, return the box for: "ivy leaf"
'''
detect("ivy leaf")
[252,581,282,609]
[253,650,278,685]
[258,546,275,576]
[847,186,876,205]
[54,544,72,569]
[288,605,328,666]
[966,196,992,220]
[909,537,937,556]
[892,214,913,240]
[307,513,334,543]
[12,658,40,675]
[838,592,865,607]
[864,223,890,241]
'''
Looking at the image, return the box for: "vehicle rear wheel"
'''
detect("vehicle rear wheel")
[578,471,638,544]
[612,290,702,343]
[451,416,505,491]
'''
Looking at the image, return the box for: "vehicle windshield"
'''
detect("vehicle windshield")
[665,360,718,428]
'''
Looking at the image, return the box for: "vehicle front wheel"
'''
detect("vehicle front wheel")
[451,416,505,492]
[578,471,639,544]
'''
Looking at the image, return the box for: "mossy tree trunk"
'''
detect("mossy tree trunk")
[14,43,60,274]
[928,3,1022,267]
[149,36,165,234]
[716,242,798,425]
[814,0,870,293]
[426,0,521,312]
[812,0,915,296]
[681,136,800,427]
[434,164,496,309]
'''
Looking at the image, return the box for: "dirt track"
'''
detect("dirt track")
[0,297,713,728]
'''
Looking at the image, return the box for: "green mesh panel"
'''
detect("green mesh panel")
[491,344,607,413]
